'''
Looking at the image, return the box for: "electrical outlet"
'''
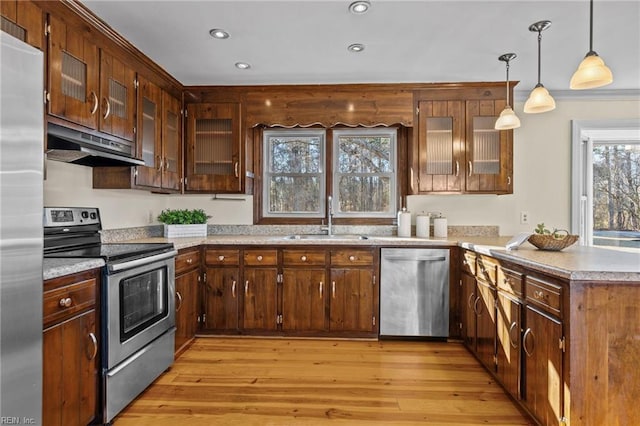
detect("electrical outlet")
[520,211,529,225]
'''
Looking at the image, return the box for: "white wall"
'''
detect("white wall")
[43,98,640,233]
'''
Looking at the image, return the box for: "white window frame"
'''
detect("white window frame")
[571,119,640,246]
[332,128,397,218]
[262,129,326,218]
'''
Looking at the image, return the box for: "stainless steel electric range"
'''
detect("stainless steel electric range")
[44,207,177,424]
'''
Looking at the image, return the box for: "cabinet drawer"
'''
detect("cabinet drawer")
[176,249,201,274]
[244,249,278,266]
[44,278,97,328]
[476,255,498,285]
[461,250,476,275]
[526,275,562,316]
[205,249,240,266]
[498,266,523,296]
[330,249,373,266]
[283,249,326,266]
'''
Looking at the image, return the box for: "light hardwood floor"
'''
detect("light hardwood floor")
[114,338,534,425]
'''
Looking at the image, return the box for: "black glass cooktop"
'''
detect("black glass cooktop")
[44,243,174,262]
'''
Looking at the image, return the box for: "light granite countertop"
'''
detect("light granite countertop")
[43,234,640,282]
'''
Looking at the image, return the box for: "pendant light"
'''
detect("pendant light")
[495,53,520,130]
[570,0,613,89]
[524,20,556,114]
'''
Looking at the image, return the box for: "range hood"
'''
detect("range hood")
[46,123,144,167]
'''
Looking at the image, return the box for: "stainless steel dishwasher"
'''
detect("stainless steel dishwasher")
[380,248,450,338]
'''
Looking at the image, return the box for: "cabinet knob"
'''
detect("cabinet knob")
[349,255,356,262]
[257,255,263,261]
[59,297,72,308]
[218,255,225,261]
[301,255,307,262]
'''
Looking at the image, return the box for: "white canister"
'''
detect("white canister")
[433,216,448,238]
[397,208,411,237]
[415,213,431,238]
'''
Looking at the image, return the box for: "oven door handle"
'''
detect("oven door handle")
[108,250,178,273]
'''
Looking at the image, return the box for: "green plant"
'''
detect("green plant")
[157,208,211,225]
[533,223,568,239]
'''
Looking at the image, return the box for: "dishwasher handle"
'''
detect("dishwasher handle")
[383,255,446,262]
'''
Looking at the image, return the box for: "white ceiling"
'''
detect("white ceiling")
[83,0,640,95]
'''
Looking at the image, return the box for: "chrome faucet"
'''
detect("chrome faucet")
[321,195,333,235]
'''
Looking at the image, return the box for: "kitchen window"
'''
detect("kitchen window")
[261,128,398,221]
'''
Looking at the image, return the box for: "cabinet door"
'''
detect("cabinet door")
[329,269,374,332]
[43,309,98,426]
[134,76,163,188]
[496,291,522,399]
[161,90,182,191]
[203,267,239,331]
[282,268,326,332]
[242,268,278,330]
[99,50,135,141]
[416,100,465,192]
[48,15,99,130]
[465,100,512,193]
[461,272,476,350]
[1,0,43,50]
[186,103,241,192]
[523,306,563,426]
[475,279,496,372]
[175,268,199,354]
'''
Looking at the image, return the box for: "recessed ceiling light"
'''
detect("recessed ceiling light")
[209,28,229,39]
[348,43,365,53]
[349,1,370,14]
[235,62,251,70]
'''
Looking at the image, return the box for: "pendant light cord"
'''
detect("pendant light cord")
[505,60,511,107]
[589,0,594,53]
[537,31,542,86]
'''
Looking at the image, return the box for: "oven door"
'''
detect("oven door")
[105,252,176,369]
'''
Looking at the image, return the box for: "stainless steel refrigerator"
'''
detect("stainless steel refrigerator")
[0,32,44,424]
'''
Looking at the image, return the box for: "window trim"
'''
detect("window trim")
[332,128,397,219]
[262,128,326,219]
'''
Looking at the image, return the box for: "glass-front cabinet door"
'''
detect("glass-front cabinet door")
[161,91,182,192]
[134,75,162,188]
[416,100,465,192]
[99,50,136,142]
[465,100,512,193]
[185,103,241,192]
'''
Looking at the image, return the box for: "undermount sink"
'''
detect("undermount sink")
[282,234,369,240]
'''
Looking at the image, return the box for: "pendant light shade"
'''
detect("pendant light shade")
[524,20,555,114]
[570,0,613,89]
[495,53,520,130]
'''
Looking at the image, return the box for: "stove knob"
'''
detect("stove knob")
[81,211,89,219]
[90,212,97,219]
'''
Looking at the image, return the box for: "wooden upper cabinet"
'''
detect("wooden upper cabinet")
[47,14,99,130]
[135,75,163,188]
[161,90,182,192]
[185,102,241,193]
[47,15,136,142]
[1,0,44,50]
[411,84,514,195]
[99,50,136,142]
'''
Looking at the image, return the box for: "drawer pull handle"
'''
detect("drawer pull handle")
[87,332,98,361]
[245,280,249,295]
[467,292,475,309]
[89,91,98,115]
[332,281,336,299]
[257,255,263,261]
[523,328,534,357]
[473,296,482,315]
[508,321,519,349]
[534,290,545,300]
[59,297,72,308]
[232,280,237,298]
[319,281,323,298]
[102,97,111,120]
[349,255,356,262]
[218,255,225,261]
[186,258,193,264]
[175,291,183,312]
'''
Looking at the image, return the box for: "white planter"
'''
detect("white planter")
[163,224,208,238]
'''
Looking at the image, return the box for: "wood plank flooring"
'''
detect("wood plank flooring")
[114,338,534,425]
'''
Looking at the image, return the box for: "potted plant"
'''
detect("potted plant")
[157,208,211,238]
